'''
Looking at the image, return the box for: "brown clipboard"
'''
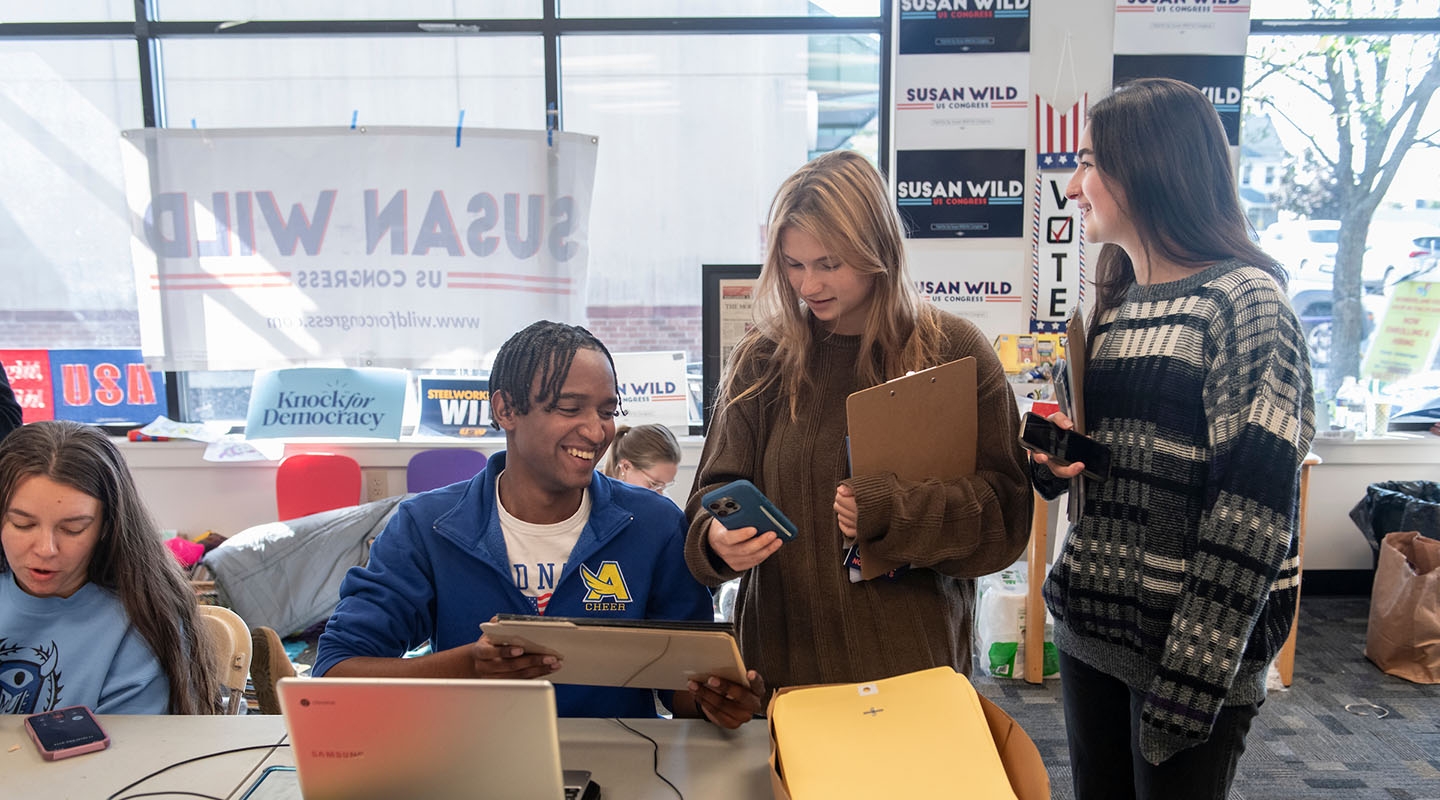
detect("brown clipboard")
[845,356,977,580]
[478,617,748,691]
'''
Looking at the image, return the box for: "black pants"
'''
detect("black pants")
[1059,651,1259,800]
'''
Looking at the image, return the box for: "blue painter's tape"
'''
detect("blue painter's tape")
[456,109,465,147]
[350,110,358,129]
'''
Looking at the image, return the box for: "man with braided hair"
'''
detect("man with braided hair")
[317,321,762,727]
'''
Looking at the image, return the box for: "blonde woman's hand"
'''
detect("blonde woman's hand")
[833,484,858,538]
[706,516,784,572]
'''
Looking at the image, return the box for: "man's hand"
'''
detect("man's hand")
[707,517,783,572]
[468,632,562,680]
[687,670,766,729]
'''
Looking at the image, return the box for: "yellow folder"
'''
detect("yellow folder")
[771,667,1018,800]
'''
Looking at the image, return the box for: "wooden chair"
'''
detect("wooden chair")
[406,448,488,493]
[198,605,252,715]
[276,453,362,521]
[1276,452,1322,687]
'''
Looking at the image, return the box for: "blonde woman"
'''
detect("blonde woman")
[685,150,1031,692]
[603,424,682,494]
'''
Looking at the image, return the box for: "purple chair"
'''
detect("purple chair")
[406,449,488,493]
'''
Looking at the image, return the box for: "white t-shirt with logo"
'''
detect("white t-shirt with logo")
[495,470,589,615]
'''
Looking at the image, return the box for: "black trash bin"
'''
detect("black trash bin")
[1349,480,1440,568]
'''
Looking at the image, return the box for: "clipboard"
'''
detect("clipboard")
[845,356,977,580]
[1064,306,1087,434]
[479,615,749,691]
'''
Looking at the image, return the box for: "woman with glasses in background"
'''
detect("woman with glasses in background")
[603,424,682,494]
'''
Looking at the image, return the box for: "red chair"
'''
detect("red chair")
[275,453,362,521]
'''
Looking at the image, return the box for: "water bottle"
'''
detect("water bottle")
[1334,376,1369,435]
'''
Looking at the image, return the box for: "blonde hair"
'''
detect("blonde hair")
[603,424,681,477]
[721,150,943,419]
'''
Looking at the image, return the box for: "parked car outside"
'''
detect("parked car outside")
[1261,219,1340,282]
[1363,221,1440,291]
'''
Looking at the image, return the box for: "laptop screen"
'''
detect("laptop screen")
[277,677,567,800]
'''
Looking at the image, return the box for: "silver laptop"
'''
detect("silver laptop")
[276,677,568,800]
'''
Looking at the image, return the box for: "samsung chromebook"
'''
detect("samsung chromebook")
[276,677,587,800]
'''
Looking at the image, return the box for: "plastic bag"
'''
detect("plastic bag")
[1349,481,1440,568]
[974,565,1057,679]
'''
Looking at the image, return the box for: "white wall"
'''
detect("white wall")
[120,433,1431,573]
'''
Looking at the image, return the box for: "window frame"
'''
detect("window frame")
[2,4,1437,429]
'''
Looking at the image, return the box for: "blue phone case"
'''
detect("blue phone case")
[700,479,798,541]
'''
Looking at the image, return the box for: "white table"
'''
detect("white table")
[2,714,772,799]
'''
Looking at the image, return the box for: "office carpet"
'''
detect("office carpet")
[975,596,1440,800]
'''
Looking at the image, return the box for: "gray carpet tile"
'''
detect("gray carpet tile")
[976,597,1440,800]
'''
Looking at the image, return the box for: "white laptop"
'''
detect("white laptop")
[276,677,578,800]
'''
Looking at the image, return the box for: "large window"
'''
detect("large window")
[2,3,1434,424]
[1239,2,1440,389]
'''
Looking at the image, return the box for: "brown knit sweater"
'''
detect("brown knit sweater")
[685,311,1031,691]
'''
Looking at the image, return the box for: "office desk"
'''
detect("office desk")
[2,714,773,799]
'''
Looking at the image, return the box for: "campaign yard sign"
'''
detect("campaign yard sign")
[0,350,54,423]
[898,0,1031,54]
[45,349,166,425]
[246,367,407,439]
[611,351,690,430]
[1112,54,1245,145]
[418,376,493,438]
[895,149,1026,239]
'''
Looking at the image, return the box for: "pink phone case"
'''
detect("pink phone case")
[25,706,111,761]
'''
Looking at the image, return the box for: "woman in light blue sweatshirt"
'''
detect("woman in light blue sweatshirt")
[1,421,219,715]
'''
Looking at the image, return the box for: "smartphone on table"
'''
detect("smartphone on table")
[701,479,798,542]
[1019,411,1112,481]
[24,706,110,761]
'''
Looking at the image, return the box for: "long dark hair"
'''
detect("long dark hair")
[0,421,221,714]
[1086,78,1284,317]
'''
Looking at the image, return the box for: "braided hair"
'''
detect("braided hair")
[488,320,622,427]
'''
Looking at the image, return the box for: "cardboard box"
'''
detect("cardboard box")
[767,670,1050,800]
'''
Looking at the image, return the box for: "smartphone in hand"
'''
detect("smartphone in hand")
[24,706,110,761]
[1019,411,1112,481]
[701,479,798,542]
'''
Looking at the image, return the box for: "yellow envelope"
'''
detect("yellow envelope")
[771,667,1019,800]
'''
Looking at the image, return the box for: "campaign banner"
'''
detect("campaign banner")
[1030,94,1087,333]
[1114,0,1251,56]
[895,149,1026,239]
[45,349,166,425]
[0,350,55,423]
[898,0,1031,55]
[1031,173,1085,333]
[120,127,598,371]
[612,351,689,430]
[1112,54,1244,145]
[245,367,407,439]
[418,376,493,438]
[909,246,1026,341]
[894,53,1030,149]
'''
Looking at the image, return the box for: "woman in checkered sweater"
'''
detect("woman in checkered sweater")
[1032,78,1315,800]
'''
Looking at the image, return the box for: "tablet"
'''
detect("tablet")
[480,615,748,691]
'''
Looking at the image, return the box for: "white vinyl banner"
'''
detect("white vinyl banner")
[120,127,598,371]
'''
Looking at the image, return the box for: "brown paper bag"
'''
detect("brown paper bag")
[1365,530,1440,683]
